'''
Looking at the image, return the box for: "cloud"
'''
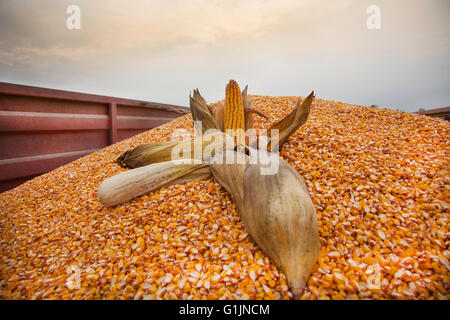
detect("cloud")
[0,0,310,64]
[0,0,449,111]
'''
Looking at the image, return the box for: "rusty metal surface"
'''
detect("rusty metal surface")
[416,106,450,121]
[0,82,189,193]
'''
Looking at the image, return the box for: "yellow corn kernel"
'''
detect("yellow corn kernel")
[0,90,448,301]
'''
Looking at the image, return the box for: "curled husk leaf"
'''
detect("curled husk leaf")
[98,161,210,207]
[242,85,253,130]
[213,101,225,132]
[117,141,178,168]
[265,91,314,152]
[116,130,233,169]
[210,150,320,298]
[190,88,218,135]
[210,151,248,206]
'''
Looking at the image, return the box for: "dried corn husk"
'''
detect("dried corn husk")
[265,91,314,152]
[210,151,248,206]
[98,161,211,207]
[210,150,320,298]
[213,101,225,132]
[190,88,218,135]
[116,130,233,169]
[117,141,178,168]
[242,85,253,130]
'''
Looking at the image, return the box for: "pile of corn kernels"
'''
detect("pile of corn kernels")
[0,95,448,300]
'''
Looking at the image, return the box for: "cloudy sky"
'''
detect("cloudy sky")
[0,0,449,111]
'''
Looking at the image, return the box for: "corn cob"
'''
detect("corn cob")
[224,80,246,151]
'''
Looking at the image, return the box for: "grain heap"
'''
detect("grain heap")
[0,94,449,300]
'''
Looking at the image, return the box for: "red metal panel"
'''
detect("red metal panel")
[117,129,148,142]
[117,117,172,130]
[0,149,98,181]
[0,176,39,194]
[0,94,108,115]
[0,131,109,160]
[0,111,109,131]
[0,82,189,193]
[416,106,450,121]
[117,104,182,118]
[109,103,117,144]
[417,106,450,115]
[0,82,190,113]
